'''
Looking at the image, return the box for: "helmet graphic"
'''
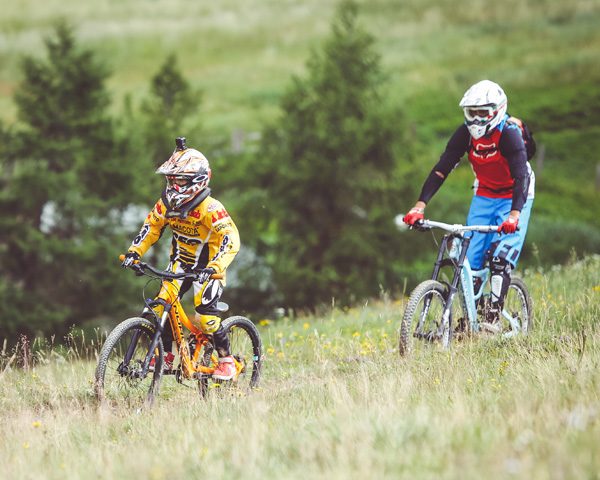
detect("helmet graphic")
[459,80,508,139]
[156,141,211,210]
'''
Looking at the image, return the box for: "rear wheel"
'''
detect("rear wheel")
[197,316,262,396]
[95,317,164,407]
[399,280,450,356]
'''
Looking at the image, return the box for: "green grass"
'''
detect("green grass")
[2,0,599,245]
[1,0,599,132]
[1,256,599,478]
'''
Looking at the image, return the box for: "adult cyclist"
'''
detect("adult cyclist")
[403,80,535,324]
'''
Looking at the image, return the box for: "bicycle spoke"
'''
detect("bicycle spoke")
[400,280,448,356]
[96,319,163,407]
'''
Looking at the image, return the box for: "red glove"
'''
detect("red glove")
[498,216,518,234]
[403,208,425,226]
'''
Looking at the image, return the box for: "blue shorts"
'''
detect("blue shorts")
[465,196,533,270]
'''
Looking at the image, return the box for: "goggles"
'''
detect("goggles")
[463,105,496,124]
[166,175,193,190]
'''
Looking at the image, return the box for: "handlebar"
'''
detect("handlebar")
[415,220,500,234]
[118,254,224,281]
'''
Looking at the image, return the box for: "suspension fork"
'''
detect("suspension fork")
[138,303,172,376]
[431,234,451,281]
[120,302,166,371]
[122,330,142,369]
[440,236,471,334]
[412,235,453,334]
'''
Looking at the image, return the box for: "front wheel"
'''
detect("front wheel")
[399,280,450,356]
[500,276,533,337]
[95,317,164,406]
[197,316,263,396]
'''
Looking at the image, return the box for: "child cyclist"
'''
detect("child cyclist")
[122,138,240,380]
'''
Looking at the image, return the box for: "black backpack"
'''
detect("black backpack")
[507,116,537,160]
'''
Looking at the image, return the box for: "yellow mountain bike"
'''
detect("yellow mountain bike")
[94,256,262,406]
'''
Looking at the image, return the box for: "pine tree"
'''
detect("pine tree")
[120,53,204,202]
[257,1,414,309]
[0,22,136,339]
[142,54,202,162]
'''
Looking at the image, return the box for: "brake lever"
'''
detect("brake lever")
[132,263,145,277]
[412,220,430,232]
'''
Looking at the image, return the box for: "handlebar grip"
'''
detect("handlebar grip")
[210,272,225,280]
[118,253,140,264]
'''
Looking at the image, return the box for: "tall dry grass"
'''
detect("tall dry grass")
[1,255,598,479]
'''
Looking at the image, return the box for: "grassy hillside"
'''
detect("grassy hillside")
[1,256,598,478]
[1,0,599,130]
[2,0,598,240]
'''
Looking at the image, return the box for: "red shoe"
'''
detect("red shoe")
[149,352,175,371]
[212,355,237,380]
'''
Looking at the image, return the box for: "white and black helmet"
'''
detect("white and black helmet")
[459,80,508,139]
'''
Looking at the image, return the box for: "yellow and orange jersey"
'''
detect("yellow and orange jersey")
[127,195,240,279]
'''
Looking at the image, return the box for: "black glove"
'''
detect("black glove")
[121,251,140,268]
[195,267,216,283]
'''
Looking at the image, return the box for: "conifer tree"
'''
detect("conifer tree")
[124,53,204,202]
[258,1,414,309]
[0,22,135,339]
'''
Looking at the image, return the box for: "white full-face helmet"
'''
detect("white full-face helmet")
[156,138,211,210]
[459,80,508,139]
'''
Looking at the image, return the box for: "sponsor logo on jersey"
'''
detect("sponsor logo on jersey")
[171,222,200,236]
[215,221,233,233]
[211,235,231,261]
[132,223,150,247]
[211,209,230,224]
[472,142,498,159]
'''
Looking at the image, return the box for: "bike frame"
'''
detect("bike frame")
[430,233,486,332]
[118,256,244,382]
[424,220,523,337]
[141,295,216,380]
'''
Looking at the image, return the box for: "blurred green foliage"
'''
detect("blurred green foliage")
[251,1,417,310]
[0,1,599,338]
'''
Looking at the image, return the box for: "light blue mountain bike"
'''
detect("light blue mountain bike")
[399,220,532,356]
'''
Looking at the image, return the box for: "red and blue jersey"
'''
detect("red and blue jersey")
[418,115,535,211]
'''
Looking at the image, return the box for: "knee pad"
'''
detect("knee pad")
[193,314,221,334]
[490,256,511,305]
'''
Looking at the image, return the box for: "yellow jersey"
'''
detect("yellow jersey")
[127,195,240,278]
